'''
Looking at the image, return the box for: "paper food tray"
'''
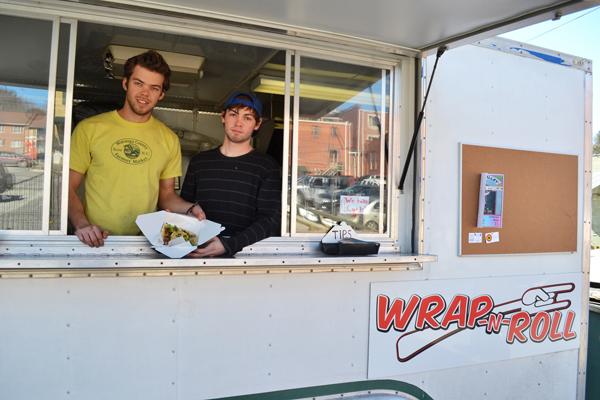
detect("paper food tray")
[136,210,224,258]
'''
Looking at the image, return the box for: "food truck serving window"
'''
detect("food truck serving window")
[0,10,408,260]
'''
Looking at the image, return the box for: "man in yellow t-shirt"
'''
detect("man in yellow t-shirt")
[68,50,205,247]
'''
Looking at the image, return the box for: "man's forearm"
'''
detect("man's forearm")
[68,190,90,229]
[158,191,194,214]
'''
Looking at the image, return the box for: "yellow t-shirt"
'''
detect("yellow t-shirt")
[70,110,182,235]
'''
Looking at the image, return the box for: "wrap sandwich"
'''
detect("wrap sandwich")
[160,222,198,246]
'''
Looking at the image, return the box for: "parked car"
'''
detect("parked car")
[296,174,354,209]
[360,199,385,232]
[355,175,386,186]
[0,151,33,167]
[0,163,15,193]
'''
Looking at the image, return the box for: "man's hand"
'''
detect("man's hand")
[188,203,206,220]
[188,236,226,258]
[74,224,109,247]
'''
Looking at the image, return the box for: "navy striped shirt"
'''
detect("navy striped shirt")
[181,148,281,256]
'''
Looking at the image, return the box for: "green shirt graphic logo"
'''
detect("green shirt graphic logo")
[111,138,152,165]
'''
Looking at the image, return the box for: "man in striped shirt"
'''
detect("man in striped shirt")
[181,92,281,257]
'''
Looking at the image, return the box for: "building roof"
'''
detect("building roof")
[0,111,46,128]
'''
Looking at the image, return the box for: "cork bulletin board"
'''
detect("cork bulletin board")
[460,144,578,255]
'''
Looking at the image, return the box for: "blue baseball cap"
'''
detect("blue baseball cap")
[223,91,262,118]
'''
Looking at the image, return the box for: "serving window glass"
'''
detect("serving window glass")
[291,56,390,235]
[0,7,408,260]
[0,15,52,232]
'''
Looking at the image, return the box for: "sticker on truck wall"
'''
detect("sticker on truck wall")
[368,274,580,377]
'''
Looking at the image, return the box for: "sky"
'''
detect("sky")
[500,6,600,135]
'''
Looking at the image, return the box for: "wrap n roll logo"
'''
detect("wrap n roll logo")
[376,283,577,362]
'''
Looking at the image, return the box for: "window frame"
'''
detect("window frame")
[0,3,420,261]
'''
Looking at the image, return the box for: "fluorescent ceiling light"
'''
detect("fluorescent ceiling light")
[252,75,387,105]
[104,45,205,86]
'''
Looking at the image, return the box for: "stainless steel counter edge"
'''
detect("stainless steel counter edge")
[0,254,437,278]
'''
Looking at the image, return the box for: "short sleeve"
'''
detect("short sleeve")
[160,129,182,180]
[69,122,92,174]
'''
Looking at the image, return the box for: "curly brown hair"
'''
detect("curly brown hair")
[123,50,171,92]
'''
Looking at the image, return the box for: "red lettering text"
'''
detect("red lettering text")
[530,312,551,342]
[485,312,505,334]
[440,295,469,329]
[467,295,494,328]
[376,294,420,332]
[415,294,445,329]
[506,311,530,344]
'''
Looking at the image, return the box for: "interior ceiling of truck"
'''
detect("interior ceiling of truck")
[6,0,597,122]
[98,0,596,51]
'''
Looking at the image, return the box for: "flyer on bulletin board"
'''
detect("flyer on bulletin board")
[477,173,504,228]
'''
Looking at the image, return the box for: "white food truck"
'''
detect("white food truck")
[0,1,595,399]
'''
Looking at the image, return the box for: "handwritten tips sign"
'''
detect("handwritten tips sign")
[340,195,370,215]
